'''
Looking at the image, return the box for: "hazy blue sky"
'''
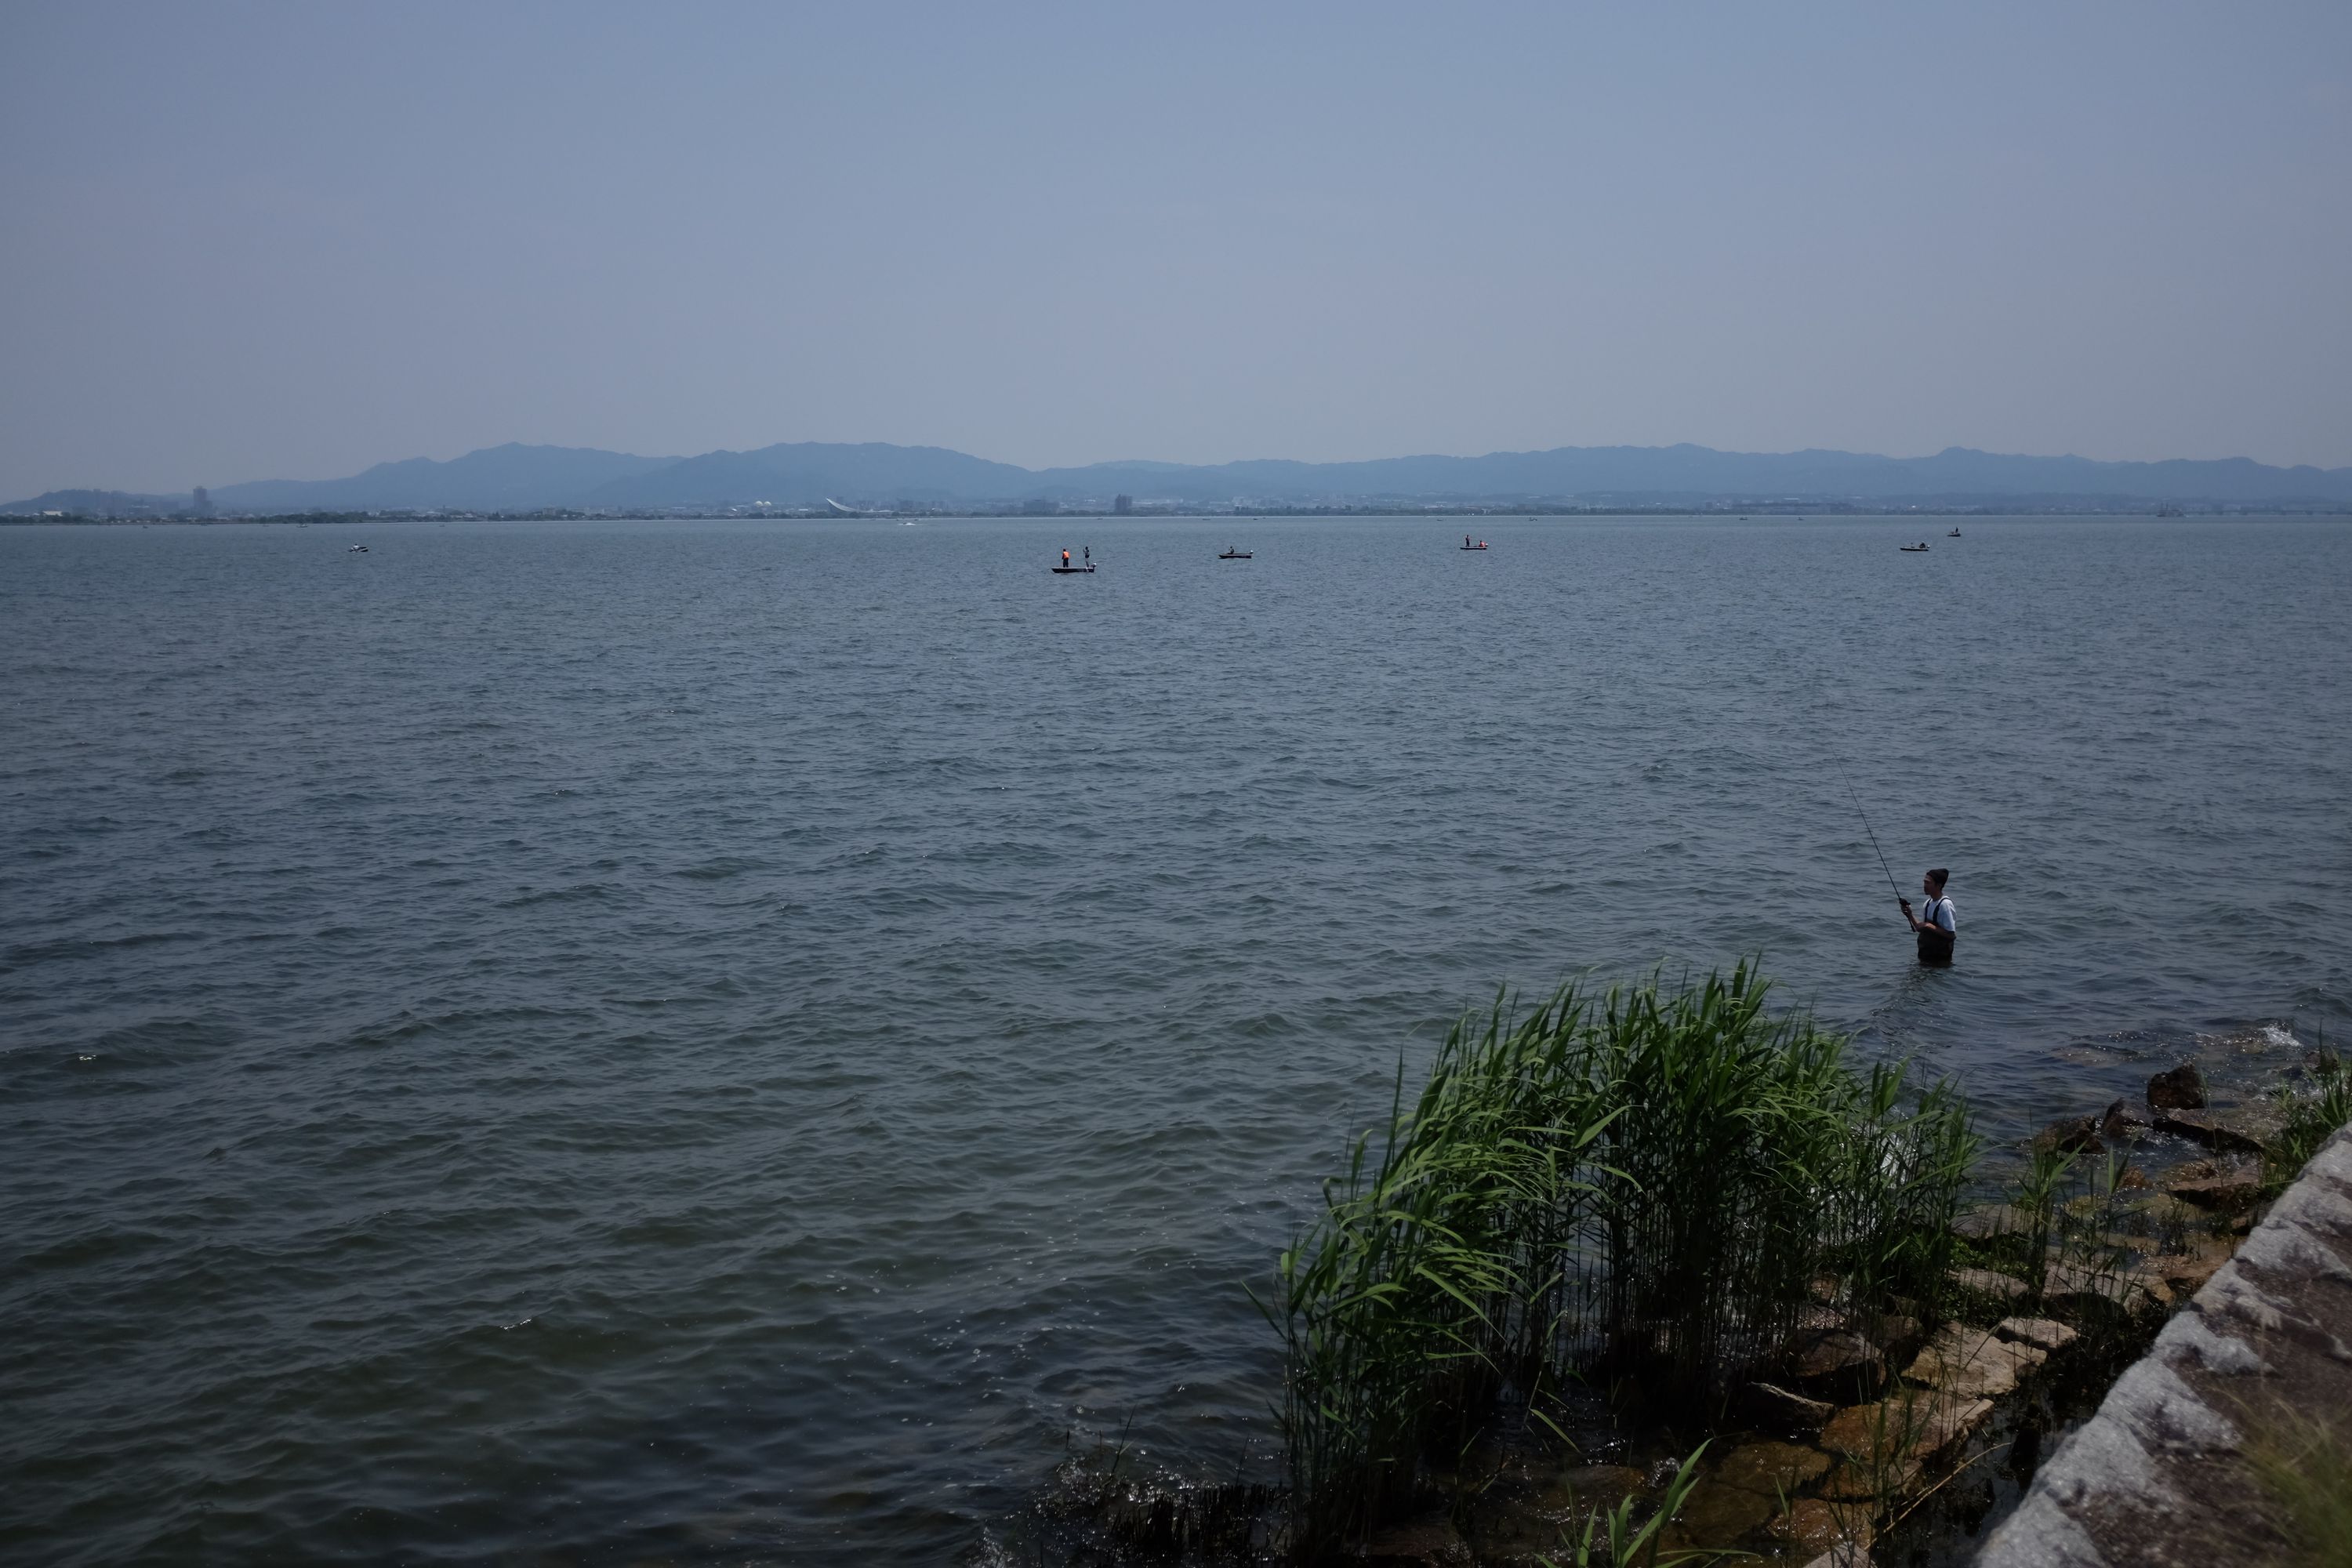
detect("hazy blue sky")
[2,2,2347,498]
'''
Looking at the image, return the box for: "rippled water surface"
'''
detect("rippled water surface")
[3,514,2347,1564]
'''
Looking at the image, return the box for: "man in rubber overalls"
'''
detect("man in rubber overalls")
[1900,869,1957,967]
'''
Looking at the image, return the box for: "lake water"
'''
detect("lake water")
[2,514,2347,1564]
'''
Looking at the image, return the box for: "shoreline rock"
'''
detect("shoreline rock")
[1820,1393,1995,1497]
[2147,1062,2206,1110]
[2035,1115,2103,1156]
[1994,1316,2078,1353]
[1903,1323,2049,1399]
[1947,1265,2030,1304]
[2153,1107,2269,1155]
[1736,1381,1836,1434]
[2100,1097,2152,1142]
[2165,1159,2262,1209]
[1786,1327,1886,1403]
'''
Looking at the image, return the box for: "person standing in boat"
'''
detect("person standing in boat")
[1062,548,1070,568]
[1900,869,1957,967]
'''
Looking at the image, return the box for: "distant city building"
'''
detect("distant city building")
[1113,494,1133,515]
[191,486,211,514]
[1020,498,1058,516]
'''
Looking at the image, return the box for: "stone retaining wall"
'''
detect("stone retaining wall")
[1973,1124,2352,1567]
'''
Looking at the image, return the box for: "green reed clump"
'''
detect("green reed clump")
[1265,985,1615,1553]
[2266,1046,2352,1195]
[1266,962,1975,1561]
[1575,969,1975,1394]
[2006,1140,2078,1312]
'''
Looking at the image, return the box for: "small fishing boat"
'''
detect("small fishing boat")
[1051,546,1096,574]
[1218,547,1252,559]
[1900,543,1929,552]
[347,544,369,553]
[1460,535,1489,551]
[1947,528,1962,538]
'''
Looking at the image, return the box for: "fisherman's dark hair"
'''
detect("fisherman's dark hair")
[1926,868,1949,887]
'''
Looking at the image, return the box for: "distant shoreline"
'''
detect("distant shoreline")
[8,504,2350,526]
[12,439,2352,522]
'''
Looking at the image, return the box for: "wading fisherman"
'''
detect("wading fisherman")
[1900,869,1957,967]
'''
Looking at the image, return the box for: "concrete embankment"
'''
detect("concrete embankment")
[1974,1123,2352,1567]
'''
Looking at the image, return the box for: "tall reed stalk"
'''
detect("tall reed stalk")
[1267,963,1976,1562]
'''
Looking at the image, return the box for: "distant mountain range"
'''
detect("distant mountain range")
[9,440,2352,515]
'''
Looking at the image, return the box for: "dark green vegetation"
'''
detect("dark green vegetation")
[1266,964,1976,1559]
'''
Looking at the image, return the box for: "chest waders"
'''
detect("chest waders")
[1917,899,1955,967]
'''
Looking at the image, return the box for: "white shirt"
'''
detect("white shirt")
[1922,895,1957,932]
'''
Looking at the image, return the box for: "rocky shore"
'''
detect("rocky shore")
[1976,1122,2352,1567]
[1344,1059,2314,1568]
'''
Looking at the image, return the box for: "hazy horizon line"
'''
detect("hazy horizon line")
[28,433,2352,502]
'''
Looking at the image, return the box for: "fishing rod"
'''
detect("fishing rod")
[1836,758,1905,907]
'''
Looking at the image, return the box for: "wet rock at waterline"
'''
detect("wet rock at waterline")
[1507,1462,1650,1544]
[1951,1203,2031,1240]
[1869,1314,1924,1363]
[1548,1463,1647,1504]
[1656,1481,1777,1554]
[2034,1115,2104,1155]
[1786,1327,1887,1403]
[1947,1265,2031,1303]
[1994,1316,2080,1354]
[2148,1236,2238,1297]
[1711,1439,1835,1496]
[2153,1105,2271,1156]
[1736,1381,1838,1434]
[2127,1265,2180,1308]
[1767,1498,1875,1558]
[1819,1395,1996,1497]
[2101,1096,2153,1142]
[2037,1258,2129,1315]
[2041,1258,2167,1317]
[1904,1323,2049,1399]
[2147,1062,2207,1110]
[2166,1159,2263,1209]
